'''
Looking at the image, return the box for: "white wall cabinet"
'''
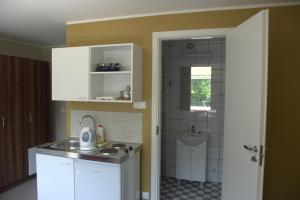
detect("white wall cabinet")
[52,43,143,103]
[52,46,89,101]
[36,154,75,200]
[176,140,207,182]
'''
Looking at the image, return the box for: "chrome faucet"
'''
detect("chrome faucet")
[79,115,97,132]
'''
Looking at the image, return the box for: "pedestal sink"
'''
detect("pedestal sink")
[177,132,209,146]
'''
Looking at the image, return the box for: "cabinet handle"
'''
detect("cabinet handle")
[2,117,4,127]
[91,169,102,173]
[60,160,71,165]
[29,112,32,123]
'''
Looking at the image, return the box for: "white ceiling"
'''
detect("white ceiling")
[0,0,298,46]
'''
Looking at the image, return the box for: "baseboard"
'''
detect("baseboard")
[142,191,150,200]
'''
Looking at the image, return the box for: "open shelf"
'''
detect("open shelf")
[88,43,142,103]
[90,71,131,75]
[88,99,132,103]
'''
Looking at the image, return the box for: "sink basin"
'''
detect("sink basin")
[49,139,80,151]
[177,132,208,146]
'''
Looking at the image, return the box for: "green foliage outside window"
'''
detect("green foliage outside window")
[191,79,211,107]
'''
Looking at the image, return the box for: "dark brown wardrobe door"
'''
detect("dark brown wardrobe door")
[23,60,50,148]
[0,55,25,188]
[21,58,36,149]
[12,57,28,180]
[33,60,50,145]
[19,58,50,176]
[0,55,5,188]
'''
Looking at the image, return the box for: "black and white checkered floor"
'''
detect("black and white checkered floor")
[160,177,222,200]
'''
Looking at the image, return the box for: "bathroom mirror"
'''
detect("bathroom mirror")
[180,66,211,111]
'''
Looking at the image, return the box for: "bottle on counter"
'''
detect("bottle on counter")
[96,124,105,146]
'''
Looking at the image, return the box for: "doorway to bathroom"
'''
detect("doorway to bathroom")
[160,38,225,200]
[151,10,268,200]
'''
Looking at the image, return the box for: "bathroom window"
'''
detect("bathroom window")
[190,66,211,111]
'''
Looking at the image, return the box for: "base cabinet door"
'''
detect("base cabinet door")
[176,145,191,180]
[36,154,74,200]
[75,159,121,200]
[190,142,207,182]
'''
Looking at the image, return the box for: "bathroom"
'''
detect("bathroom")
[160,38,225,200]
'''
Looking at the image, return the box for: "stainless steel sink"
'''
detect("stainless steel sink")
[99,148,118,156]
[49,139,80,151]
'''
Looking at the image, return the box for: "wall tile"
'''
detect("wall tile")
[170,94,180,108]
[194,111,208,121]
[207,109,221,122]
[71,110,142,143]
[207,171,219,182]
[194,121,207,133]
[171,70,181,82]
[211,83,222,95]
[208,121,222,133]
[208,133,220,147]
[207,147,220,159]
[211,95,221,109]
[182,111,195,121]
[207,158,219,172]
[170,120,184,132]
[195,40,209,52]
[170,108,182,120]
[211,69,222,83]
[219,148,224,160]
[170,82,180,95]
[209,43,222,57]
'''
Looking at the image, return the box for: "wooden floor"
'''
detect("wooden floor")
[0,178,37,200]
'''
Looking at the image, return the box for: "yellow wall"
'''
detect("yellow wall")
[66,5,300,199]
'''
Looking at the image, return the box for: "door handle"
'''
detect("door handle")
[2,116,5,128]
[243,145,258,153]
[251,155,257,162]
[29,112,33,123]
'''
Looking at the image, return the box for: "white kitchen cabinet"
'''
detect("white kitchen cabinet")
[176,140,207,182]
[52,43,143,103]
[52,46,89,101]
[74,159,128,200]
[36,154,74,200]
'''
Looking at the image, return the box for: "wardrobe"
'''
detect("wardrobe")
[0,54,50,190]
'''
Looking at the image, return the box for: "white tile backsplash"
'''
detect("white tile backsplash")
[161,38,225,182]
[71,110,142,143]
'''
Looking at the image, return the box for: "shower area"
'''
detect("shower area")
[160,38,225,200]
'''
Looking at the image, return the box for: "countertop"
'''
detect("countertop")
[36,138,142,164]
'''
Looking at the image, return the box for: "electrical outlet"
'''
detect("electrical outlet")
[133,101,146,109]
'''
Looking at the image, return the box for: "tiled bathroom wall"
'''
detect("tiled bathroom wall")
[161,38,225,182]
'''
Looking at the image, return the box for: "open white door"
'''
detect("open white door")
[222,10,268,200]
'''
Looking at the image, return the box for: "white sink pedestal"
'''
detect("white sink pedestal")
[176,133,208,183]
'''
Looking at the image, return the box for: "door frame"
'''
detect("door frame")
[151,28,232,200]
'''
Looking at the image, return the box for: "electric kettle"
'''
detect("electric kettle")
[79,115,97,151]
[79,127,96,151]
